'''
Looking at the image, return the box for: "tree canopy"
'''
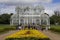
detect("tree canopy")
[0,13,13,24]
[50,15,60,25]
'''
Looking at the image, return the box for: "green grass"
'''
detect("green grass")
[0,24,16,29]
[50,25,60,33]
[0,24,10,29]
[0,24,16,34]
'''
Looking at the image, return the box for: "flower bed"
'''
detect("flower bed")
[5,29,50,40]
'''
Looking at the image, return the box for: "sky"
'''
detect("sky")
[0,0,60,16]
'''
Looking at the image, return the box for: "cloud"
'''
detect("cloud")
[44,3,60,16]
[1,0,60,16]
[0,0,9,2]
[0,0,52,3]
[0,6,15,14]
[44,3,60,11]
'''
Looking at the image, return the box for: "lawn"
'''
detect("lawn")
[0,24,11,29]
[50,25,60,33]
[0,24,16,34]
[0,24,16,29]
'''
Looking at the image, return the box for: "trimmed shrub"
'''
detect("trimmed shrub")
[6,37,50,40]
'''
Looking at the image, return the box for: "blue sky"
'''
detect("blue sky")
[53,0,60,3]
[0,0,60,16]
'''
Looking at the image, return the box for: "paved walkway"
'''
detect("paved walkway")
[0,30,18,40]
[42,30,60,40]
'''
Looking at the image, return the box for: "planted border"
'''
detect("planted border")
[6,37,50,40]
[5,29,50,40]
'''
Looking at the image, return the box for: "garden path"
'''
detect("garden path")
[42,30,60,40]
[0,30,18,40]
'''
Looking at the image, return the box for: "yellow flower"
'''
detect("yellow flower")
[6,29,48,39]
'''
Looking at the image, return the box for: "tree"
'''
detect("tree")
[50,15,60,25]
[0,13,13,24]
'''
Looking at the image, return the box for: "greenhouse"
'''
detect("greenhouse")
[10,5,50,30]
